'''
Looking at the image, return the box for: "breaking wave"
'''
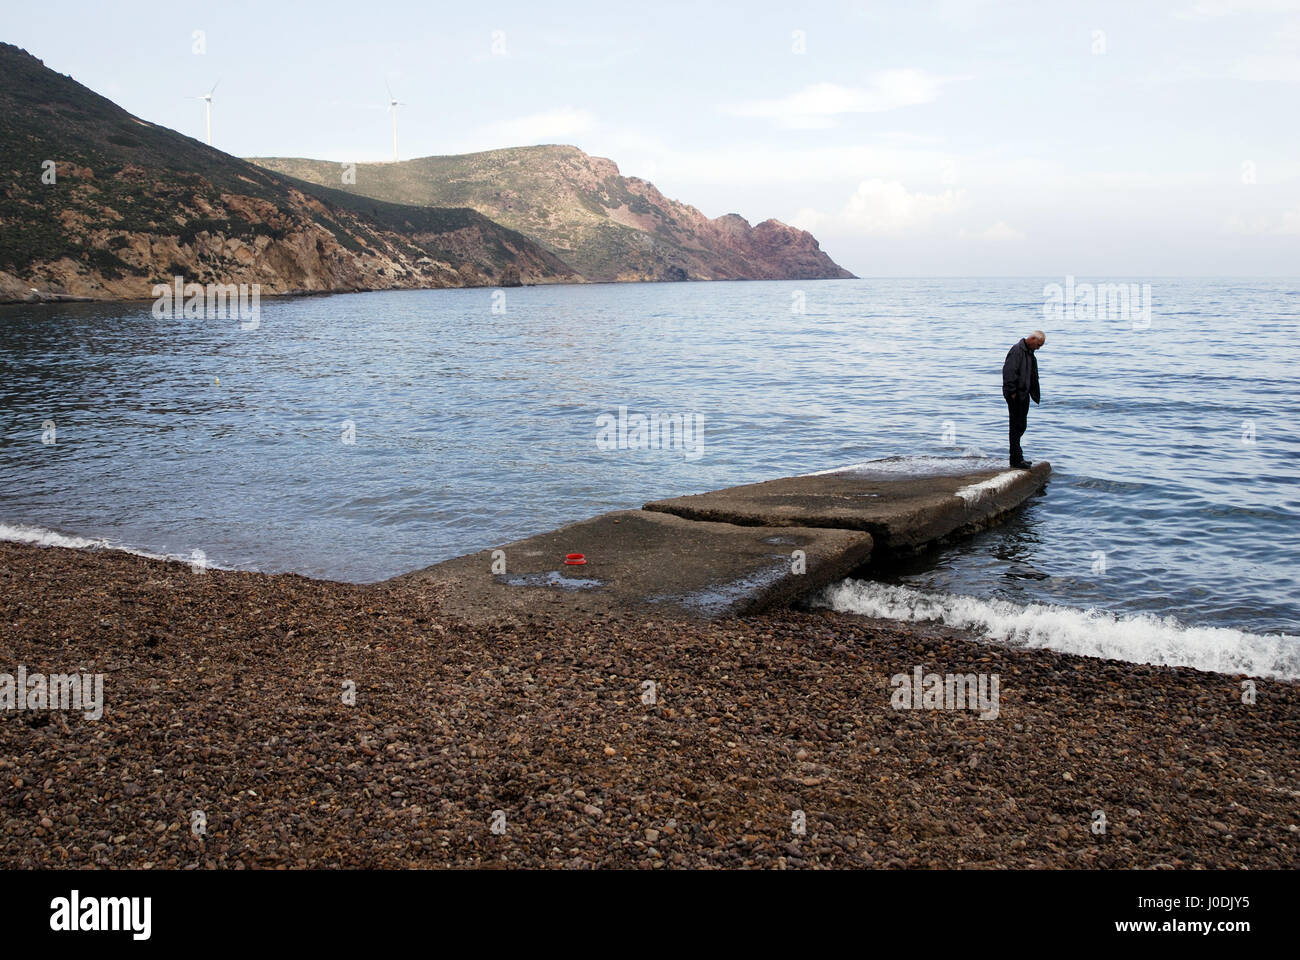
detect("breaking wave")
[801,453,1001,478]
[0,523,110,550]
[816,579,1300,681]
[0,522,229,570]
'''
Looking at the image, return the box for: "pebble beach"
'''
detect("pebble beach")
[2,540,1296,869]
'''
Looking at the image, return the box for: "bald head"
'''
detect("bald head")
[1026,330,1046,350]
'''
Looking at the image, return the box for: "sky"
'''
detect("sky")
[5,0,1299,276]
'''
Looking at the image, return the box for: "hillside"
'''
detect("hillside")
[249,147,855,283]
[0,43,576,304]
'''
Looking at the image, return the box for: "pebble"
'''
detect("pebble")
[0,540,1294,870]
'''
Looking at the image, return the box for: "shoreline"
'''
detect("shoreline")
[2,540,1296,869]
[0,274,862,308]
[4,526,1290,678]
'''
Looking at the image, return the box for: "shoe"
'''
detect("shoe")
[1011,459,1032,470]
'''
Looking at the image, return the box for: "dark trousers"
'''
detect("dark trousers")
[1006,395,1030,464]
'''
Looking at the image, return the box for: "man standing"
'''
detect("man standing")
[1002,331,1045,469]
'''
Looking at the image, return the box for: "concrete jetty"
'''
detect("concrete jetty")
[646,460,1052,553]
[399,460,1050,621]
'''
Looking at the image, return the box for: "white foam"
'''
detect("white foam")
[0,522,230,570]
[802,453,998,478]
[815,580,1300,681]
[0,523,109,550]
[955,470,1021,504]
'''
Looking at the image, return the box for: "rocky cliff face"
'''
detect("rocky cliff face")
[0,44,575,304]
[1,40,851,305]
[251,146,856,283]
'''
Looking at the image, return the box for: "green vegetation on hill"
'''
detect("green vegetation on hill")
[0,42,574,299]
[250,147,855,283]
[0,39,848,301]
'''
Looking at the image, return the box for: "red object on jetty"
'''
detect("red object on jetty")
[564,553,587,565]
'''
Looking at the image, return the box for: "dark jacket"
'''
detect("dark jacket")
[1002,338,1040,404]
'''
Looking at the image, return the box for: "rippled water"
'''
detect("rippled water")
[1,278,1297,646]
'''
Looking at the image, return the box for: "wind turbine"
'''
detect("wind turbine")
[192,81,219,146]
[386,80,405,162]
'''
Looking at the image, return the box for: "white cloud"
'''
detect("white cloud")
[789,207,827,232]
[725,71,951,128]
[842,179,963,233]
[470,108,598,147]
[975,221,1025,241]
[1223,204,1300,234]
[796,179,964,235]
[1177,0,1300,19]
[654,142,959,187]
